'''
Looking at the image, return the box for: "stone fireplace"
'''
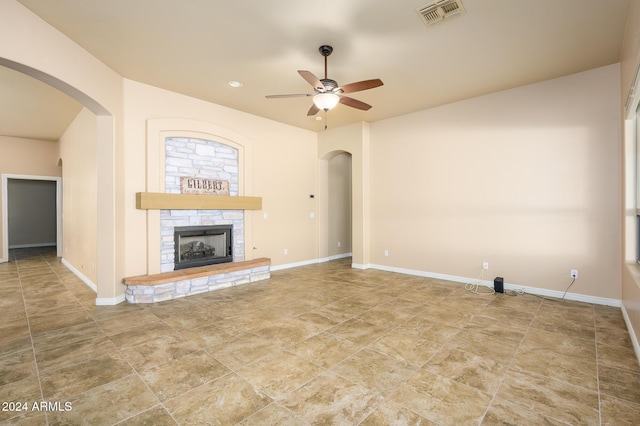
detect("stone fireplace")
[174,224,233,270]
[160,137,243,272]
[123,128,268,304]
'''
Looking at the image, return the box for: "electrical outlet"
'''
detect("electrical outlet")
[284,248,288,255]
[337,241,341,247]
[384,250,389,257]
[483,261,489,270]
[571,269,578,279]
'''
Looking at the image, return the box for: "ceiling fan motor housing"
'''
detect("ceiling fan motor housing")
[320,78,340,93]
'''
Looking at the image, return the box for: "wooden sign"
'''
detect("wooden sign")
[180,177,230,195]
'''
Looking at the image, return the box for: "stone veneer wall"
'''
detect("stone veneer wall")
[160,137,243,272]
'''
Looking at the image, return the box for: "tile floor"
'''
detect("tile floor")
[1,247,640,425]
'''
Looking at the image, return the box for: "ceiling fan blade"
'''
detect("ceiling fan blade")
[307,103,320,116]
[298,70,324,91]
[338,95,372,111]
[339,79,383,94]
[265,93,313,99]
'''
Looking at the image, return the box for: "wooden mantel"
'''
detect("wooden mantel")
[136,192,262,210]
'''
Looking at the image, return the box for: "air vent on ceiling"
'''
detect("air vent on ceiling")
[416,0,465,26]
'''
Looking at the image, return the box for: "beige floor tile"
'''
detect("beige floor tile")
[0,349,37,387]
[331,348,417,396]
[481,397,568,425]
[443,329,520,361]
[474,303,535,330]
[35,336,119,373]
[120,333,202,370]
[39,353,134,400]
[360,399,436,425]
[0,378,43,423]
[520,327,596,359]
[327,317,389,347]
[391,369,492,425]
[598,341,640,372]
[288,332,360,368]
[0,335,32,357]
[464,315,528,343]
[47,374,159,425]
[164,373,272,425]
[28,309,95,336]
[116,405,178,425]
[281,371,384,425]
[599,364,640,404]
[31,321,106,353]
[108,321,175,349]
[139,350,230,401]
[510,344,598,390]
[95,310,164,336]
[205,331,284,370]
[600,394,640,425]
[424,347,508,394]
[179,322,238,350]
[369,329,441,367]
[240,402,309,426]
[496,369,599,424]
[238,352,323,400]
[412,303,475,328]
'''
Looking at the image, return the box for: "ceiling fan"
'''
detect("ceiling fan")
[266,45,383,117]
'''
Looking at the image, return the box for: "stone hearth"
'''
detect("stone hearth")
[123,258,270,303]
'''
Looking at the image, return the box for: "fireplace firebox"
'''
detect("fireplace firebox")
[174,225,233,270]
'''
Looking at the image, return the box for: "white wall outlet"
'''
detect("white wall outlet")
[384,249,389,257]
[571,269,578,278]
[263,212,268,219]
[483,261,489,270]
[337,241,341,247]
[284,248,288,255]
[310,212,315,218]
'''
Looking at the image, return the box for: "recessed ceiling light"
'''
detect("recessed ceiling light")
[228,80,243,88]
[315,116,323,121]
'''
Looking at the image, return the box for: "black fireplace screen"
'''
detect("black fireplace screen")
[174,225,232,270]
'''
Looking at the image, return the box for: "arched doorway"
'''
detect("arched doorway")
[0,58,118,304]
[327,152,352,260]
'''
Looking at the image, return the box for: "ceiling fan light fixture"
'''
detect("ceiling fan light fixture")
[313,93,339,111]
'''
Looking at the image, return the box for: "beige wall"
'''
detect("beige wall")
[59,108,98,284]
[370,64,621,301]
[0,136,61,258]
[121,79,317,277]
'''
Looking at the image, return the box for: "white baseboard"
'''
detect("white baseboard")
[61,259,126,305]
[271,253,352,271]
[621,303,640,367]
[364,263,621,307]
[320,252,352,263]
[96,294,126,306]
[270,258,320,271]
[8,243,57,249]
[61,258,97,292]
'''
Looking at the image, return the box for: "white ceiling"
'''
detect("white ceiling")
[3,0,632,140]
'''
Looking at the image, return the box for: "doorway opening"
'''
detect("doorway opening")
[1,174,62,262]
